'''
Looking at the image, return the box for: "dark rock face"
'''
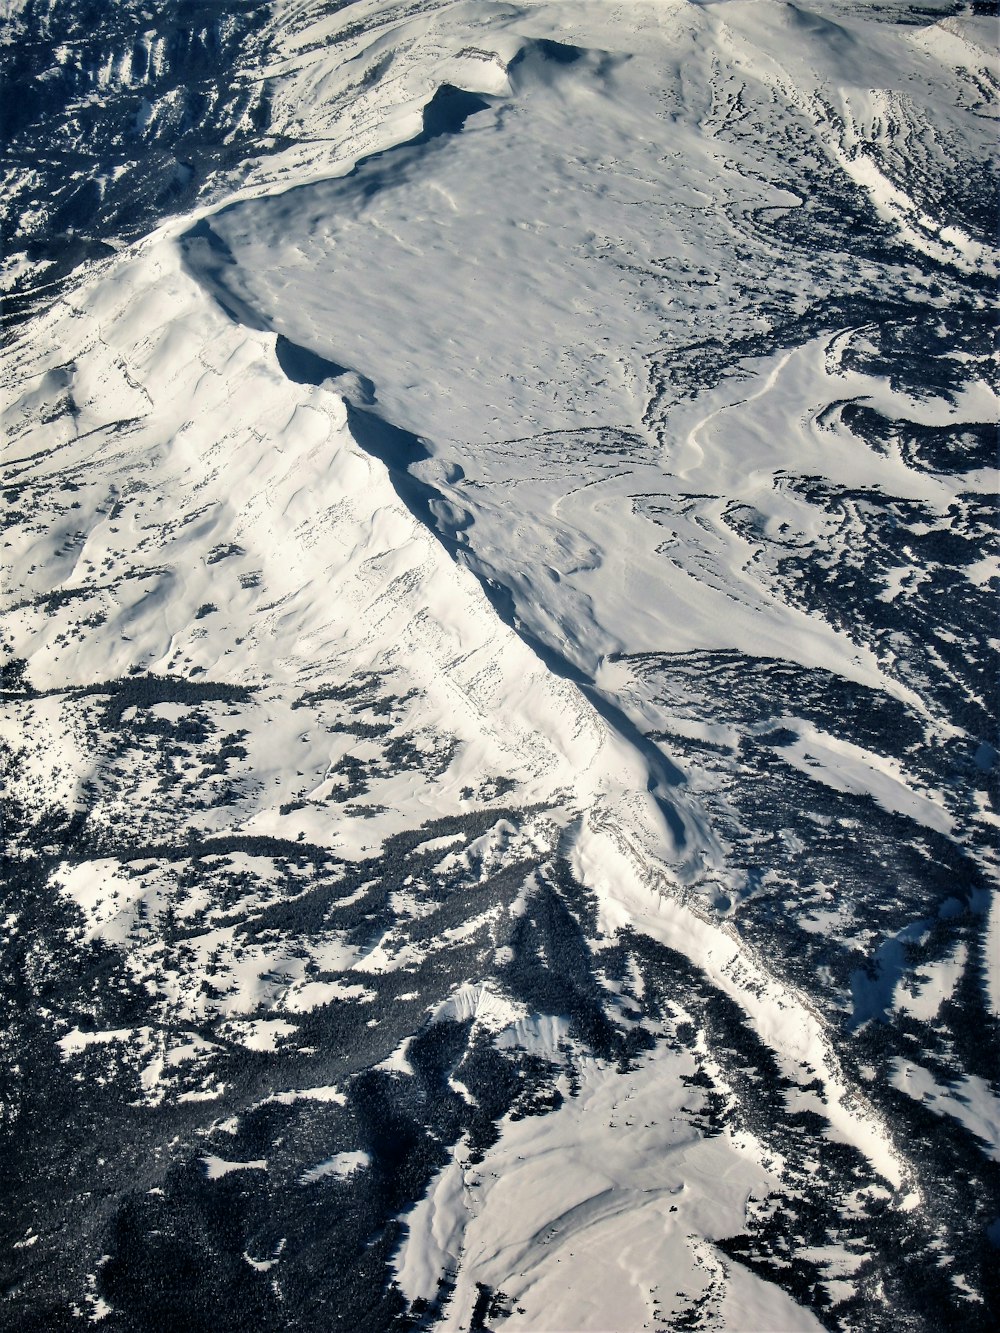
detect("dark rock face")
[1,0,276,327]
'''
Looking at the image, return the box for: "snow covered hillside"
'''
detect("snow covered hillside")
[1,1,998,1329]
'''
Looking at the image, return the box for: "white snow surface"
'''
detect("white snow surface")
[200,1155,268,1180]
[300,1150,371,1183]
[2,0,998,1326]
[396,1048,826,1332]
[890,1062,1000,1164]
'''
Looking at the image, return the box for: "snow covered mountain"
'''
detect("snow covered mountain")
[1,1,998,1329]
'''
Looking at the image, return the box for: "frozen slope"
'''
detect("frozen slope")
[1,188,839,1333]
[1,1,998,1330]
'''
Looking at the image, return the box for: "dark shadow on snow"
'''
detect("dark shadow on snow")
[180,68,690,849]
[344,401,690,845]
[275,334,376,403]
[178,218,270,332]
[417,84,491,142]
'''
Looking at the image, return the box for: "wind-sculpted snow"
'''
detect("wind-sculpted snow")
[1,1,998,1331]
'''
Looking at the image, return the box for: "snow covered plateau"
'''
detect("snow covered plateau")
[1,1,998,1330]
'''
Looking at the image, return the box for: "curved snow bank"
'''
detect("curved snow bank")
[5,226,701,875]
[395,1050,827,1332]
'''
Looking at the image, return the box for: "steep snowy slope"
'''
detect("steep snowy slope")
[1,1,998,1331]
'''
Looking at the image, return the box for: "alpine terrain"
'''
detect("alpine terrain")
[1,1,998,1330]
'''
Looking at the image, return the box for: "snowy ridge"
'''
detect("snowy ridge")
[2,1,998,1330]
